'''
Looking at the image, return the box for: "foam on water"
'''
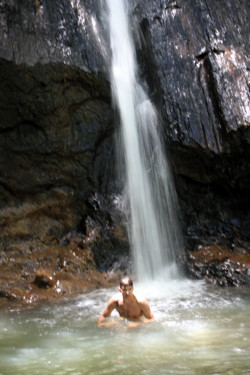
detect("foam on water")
[1,284,250,374]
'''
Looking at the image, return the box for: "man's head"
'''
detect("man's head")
[119,277,134,297]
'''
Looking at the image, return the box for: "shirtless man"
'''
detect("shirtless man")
[97,277,154,327]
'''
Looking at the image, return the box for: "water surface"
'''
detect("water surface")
[0,280,249,375]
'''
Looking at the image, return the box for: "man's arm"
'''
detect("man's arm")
[127,300,154,328]
[97,298,117,327]
[141,299,154,322]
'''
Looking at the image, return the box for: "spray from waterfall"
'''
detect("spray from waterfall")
[105,0,182,281]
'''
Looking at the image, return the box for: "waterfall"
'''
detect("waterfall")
[105,0,182,281]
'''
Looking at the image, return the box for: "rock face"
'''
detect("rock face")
[184,245,250,286]
[0,0,130,300]
[0,0,103,71]
[131,0,250,262]
[0,0,249,291]
[0,60,113,242]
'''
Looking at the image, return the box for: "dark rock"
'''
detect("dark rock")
[84,194,131,272]
[33,270,55,288]
[132,0,250,262]
[241,214,250,239]
[0,289,18,300]
[184,245,250,286]
[0,58,117,247]
[0,0,105,71]
[0,0,249,281]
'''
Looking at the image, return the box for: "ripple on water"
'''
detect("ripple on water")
[0,281,250,375]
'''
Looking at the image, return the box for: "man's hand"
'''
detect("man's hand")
[98,321,119,328]
[127,321,142,328]
[97,298,117,327]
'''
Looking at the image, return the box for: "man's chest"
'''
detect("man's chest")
[116,301,142,319]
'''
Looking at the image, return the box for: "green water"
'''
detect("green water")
[0,280,249,375]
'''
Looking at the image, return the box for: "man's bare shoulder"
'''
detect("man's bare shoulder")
[136,294,154,320]
[138,299,150,307]
[135,294,149,305]
[108,294,121,305]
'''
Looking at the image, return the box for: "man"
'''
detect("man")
[97,277,154,327]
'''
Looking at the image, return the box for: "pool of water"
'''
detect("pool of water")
[0,279,249,375]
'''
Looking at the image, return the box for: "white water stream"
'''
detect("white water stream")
[105,0,182,281]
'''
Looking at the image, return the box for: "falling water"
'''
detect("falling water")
[105,0,182,281]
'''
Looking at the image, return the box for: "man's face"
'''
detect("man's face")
[119,284,133,297]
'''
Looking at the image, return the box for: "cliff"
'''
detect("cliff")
[0,0,249,301]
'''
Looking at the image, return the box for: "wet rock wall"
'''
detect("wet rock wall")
[0,0,250,288]
[131,0,250,255]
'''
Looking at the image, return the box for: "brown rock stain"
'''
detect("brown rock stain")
[0,237,121,310]
[191,245,250,268]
